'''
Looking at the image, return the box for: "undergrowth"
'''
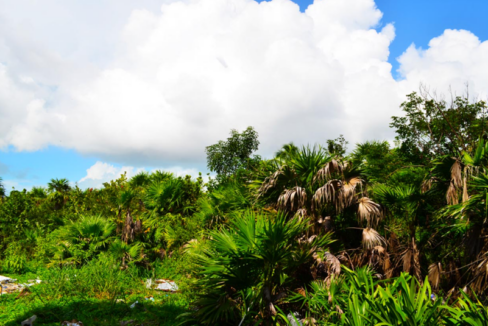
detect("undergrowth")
[0,256,193,326]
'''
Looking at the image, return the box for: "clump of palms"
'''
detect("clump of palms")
[183,210,334,325]
[439,172,488,293]
[194,182,251,227]
[50,215,115,266]
[256,145,384,273]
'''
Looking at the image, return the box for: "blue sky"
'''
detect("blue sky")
[1,0,488,192]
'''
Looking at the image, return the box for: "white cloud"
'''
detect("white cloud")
[397,29,488,99]
[78,161,204,189]
[0,0,487,167]
[78,161,143,188]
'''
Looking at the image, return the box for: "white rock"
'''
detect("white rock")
[154,280,178,292]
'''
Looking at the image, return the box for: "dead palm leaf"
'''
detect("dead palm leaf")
[314,159,344,183]
[369,246,391,277]
[278,186,307,211]
[258,169,284,195]
[362,228,385,249]
[337,177,363,210]
[313,180,341,210]
[428,262,442,289]
[462,172,469,203]
[451,158,463,188]
[401,238,421,280]
[357,197,382,227]
[295,208,308,220]
[470,253,488,292]
[325,252,341,275]
[447,181,459,205]
[421,177,435,193]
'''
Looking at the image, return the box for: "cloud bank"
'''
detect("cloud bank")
[0,0,487,167]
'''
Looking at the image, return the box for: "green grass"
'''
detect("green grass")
[0,292,189,326]
[0,257,194,326]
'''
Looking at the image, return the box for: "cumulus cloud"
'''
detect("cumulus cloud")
[0,0,487,167]
[397,29,488,99]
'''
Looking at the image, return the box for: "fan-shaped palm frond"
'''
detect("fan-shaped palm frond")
[313,180,341,209]
[47,178,71,193]
[314,159,344,183]
[362,228,385,249]
[150,170,174,183]
[144,178,186,216]
[357,197,382,227]
[428,262,442,289]
[129,171,151,188]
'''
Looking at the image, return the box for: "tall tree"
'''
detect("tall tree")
[205,126,260,182]
[391,89,488,164]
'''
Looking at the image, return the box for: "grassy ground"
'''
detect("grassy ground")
[0,258,194,326]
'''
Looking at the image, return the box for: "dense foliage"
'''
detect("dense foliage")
[1,91,488,325]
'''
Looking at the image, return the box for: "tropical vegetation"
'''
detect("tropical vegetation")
[1,90,488,325]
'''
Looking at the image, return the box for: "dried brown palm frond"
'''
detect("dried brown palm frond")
[372,246,392,277]
[295,208,308,220]
[421,177,435,193]
[388,232,400,253]
[401,238,421,280]
[134,219,142,234]
[470,253,488,293]
[325,252,341,275]
[357,197,383,227]
[278,186,307,211]
[121,210,135,243]
[428,262,442,289]
[314,159,344,183]
[447,181,459,205]
[362,228,385,249]
[462,173,469,203]
[313,180,341,209]
[337,177,363,210]
[258,169,284,195]
[451,158,463,188]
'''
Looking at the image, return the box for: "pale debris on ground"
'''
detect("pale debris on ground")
[0,275,40,295]
[145,278,179,292]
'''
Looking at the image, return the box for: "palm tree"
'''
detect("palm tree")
[47,178,71,193]
[186,211,334,325]
[369,183,441,281]
[256,145,382,238]
[47,178,71,210]
[50,215,115,266]
[440,173,488,292]
[274,142,299,161]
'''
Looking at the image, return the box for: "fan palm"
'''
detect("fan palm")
[257,145,382,243]
[47,178,71,210]
[185,210,334,325]
[50,215,115,265]
[440,173,488,292]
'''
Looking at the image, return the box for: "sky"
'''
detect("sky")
[0,0,487,191]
